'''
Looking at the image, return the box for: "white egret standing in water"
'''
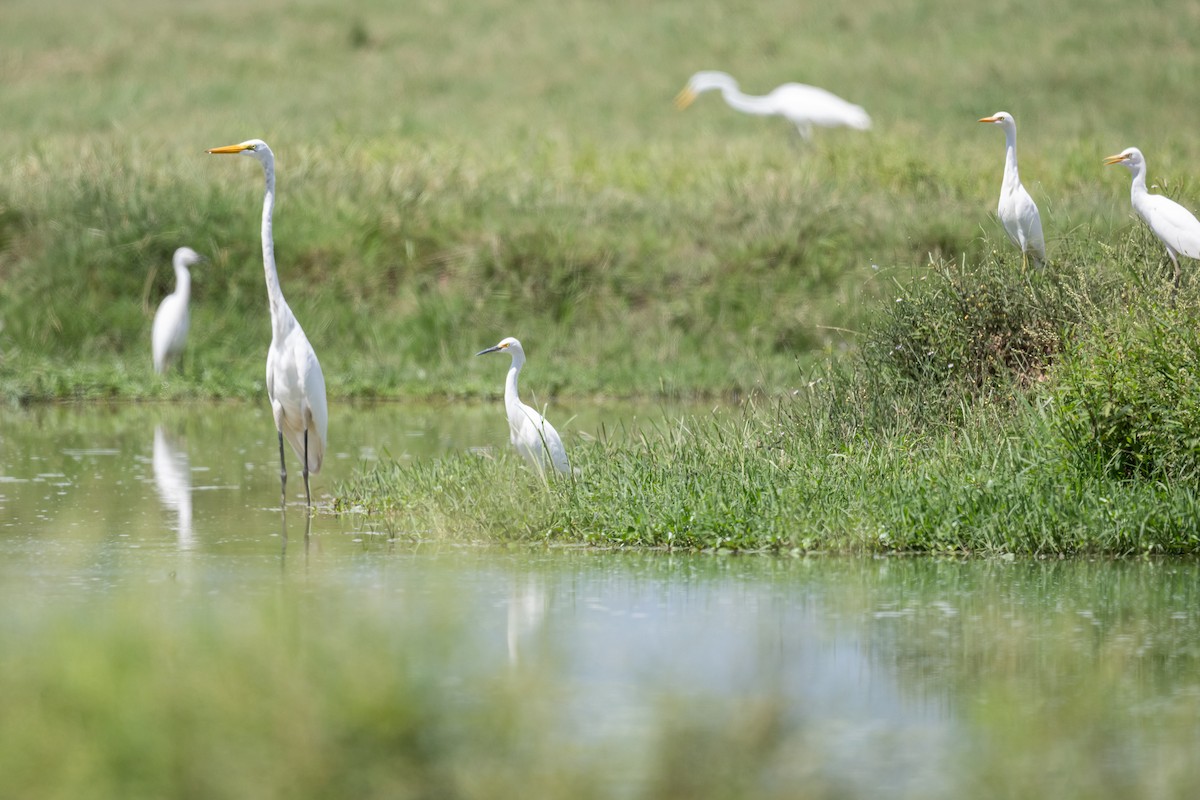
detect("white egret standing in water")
[978,112,1046,267]
[206,139,327,510]
[674,71,871,139]
[151,247,203,374]
[476,337,570,476]
[1105,146,1200,290]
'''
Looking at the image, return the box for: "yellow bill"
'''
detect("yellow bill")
[206,143,255,154]
[674,87,697,110]
[1103,153,1129,166]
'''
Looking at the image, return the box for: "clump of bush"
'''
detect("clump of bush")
[870,252,1071,394]
[1053,300,1200,482]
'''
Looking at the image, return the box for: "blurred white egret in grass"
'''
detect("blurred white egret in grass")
[207,139,327,510]
[979,112,1046,268]
[476,337,570,476]
[151,247,203,374]
[674,71,871,139]
[1105,146,1200,290]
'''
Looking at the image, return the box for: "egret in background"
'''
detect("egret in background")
[674,71,871,139]
[476,337,570,477]
[207,139,327,510]
[979,112,1046,268]
[1105,146,1200,291]
[151,247,203,374]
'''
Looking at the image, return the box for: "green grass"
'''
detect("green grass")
[4,0,1200,402]
[7,0,1200,551]
[336,390,1200,555]
[338,239,1200,556]
[10,3,1200,793]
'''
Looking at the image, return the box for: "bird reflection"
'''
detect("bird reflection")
[152,425,193,549]
[507,578,548,667]
[279,509,313,564]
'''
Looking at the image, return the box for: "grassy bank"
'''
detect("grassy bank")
[338,250,1200,555]
[336,397,1200,556]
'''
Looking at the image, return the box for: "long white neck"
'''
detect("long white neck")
[258,155,291,342]
[172,260,191,303]
[1001,124,1020,188]
[504,352,525,417]
[718,81,775,116]
[1127,161,1149,200]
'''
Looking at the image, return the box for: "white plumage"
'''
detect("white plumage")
[1105,146,1200,289]
[675,71,871,139]
[476,337,570,477]
[151,247,202,374]
[207,139,328,508]
[979,112,1046,267]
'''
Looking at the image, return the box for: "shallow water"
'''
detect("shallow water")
[1,402,1198,797]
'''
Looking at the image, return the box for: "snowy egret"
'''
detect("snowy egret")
[1105,146,1200,290]
[476,337,570,476]
[675,71,871,139]
[151,247,203,374]
[979,112,1046,267]
[207,139,328,510]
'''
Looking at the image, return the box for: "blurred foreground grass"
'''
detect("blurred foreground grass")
[1,554,1197,799]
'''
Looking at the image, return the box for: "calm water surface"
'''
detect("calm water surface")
[1,402,1198,797]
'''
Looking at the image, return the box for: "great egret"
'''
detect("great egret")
[151,247,203,374]
[674,70,871,139]
[979,112,1046,267]
[207,139,328,510]
[1104,146,1200,290]
[476,337,570,476]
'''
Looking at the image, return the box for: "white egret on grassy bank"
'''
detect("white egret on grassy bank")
[979,112,1046,268]
[151,247,203,374]
[207,139,327,510]
[674,71,871,139]
[1105,146,1200,290]
[476,337,570,477]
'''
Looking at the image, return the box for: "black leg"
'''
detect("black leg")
[278,429,287,510]
[303,428,312,511]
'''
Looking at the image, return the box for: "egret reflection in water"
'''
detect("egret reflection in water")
[507,577,548,667]
[152,425,193,549]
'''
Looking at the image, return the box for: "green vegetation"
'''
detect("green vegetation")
[4,0,1199,402]
[340,249,1200,555]
[6,0,1200,552]
[9,3,1200,792]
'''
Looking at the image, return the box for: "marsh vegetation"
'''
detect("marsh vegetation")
[4,0,1200,553]
[5,0,1200,795]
